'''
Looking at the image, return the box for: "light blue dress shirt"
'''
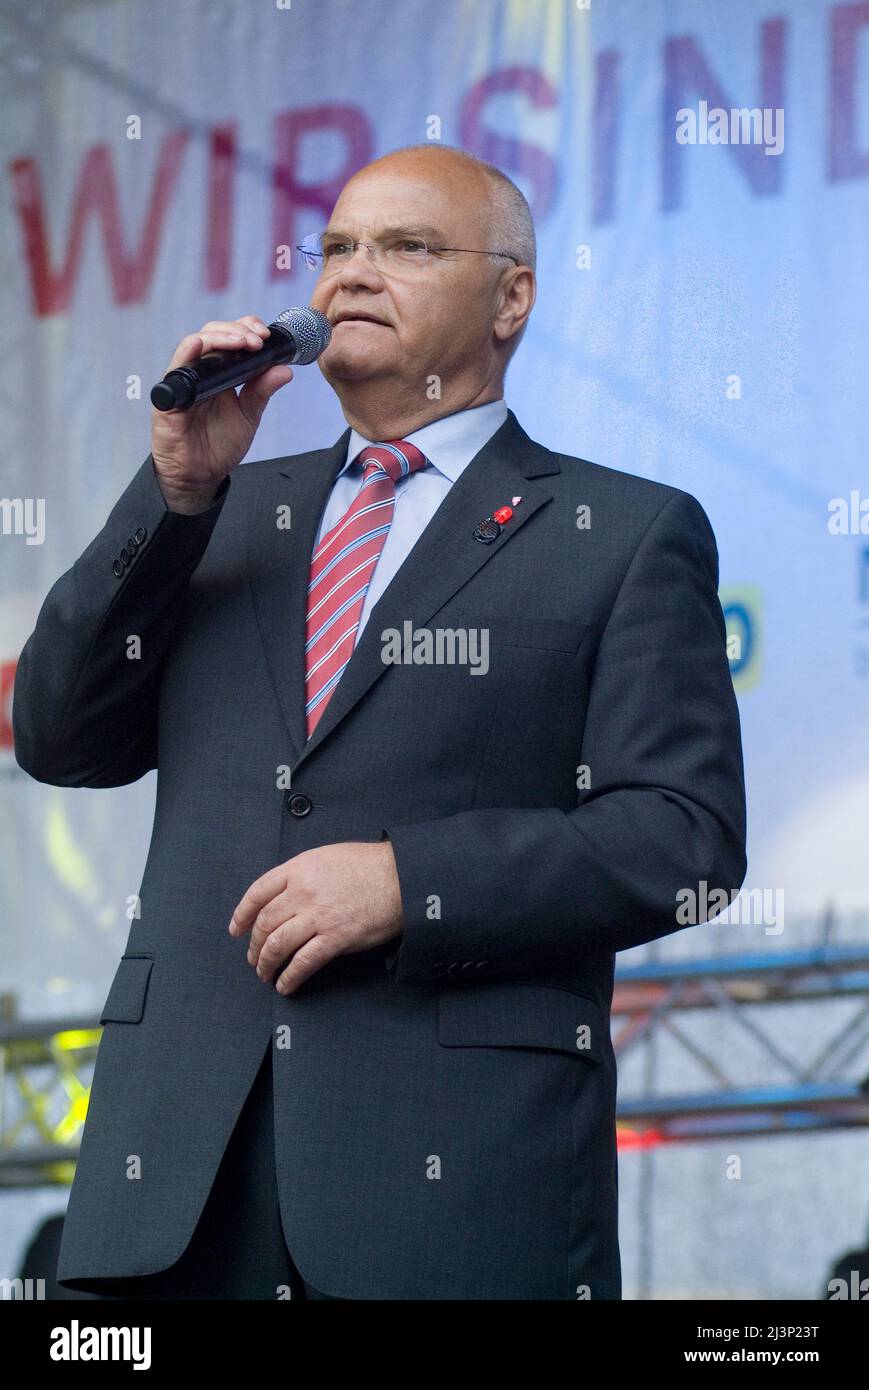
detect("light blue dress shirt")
[313,398,508,644]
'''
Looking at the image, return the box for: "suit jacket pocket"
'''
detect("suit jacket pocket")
[99,954,154,1024]
[437,983,603,1062]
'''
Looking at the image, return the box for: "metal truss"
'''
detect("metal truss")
[614,944,869,1146]
[0,1015,100,1187]
[2,944,868,1186]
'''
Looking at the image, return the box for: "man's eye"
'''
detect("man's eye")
[324,242,351,259]
[397,239,426,255]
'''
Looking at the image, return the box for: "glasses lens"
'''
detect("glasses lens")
[321,235,355,270]
[299,235,431,275]
[299,232,323,269]
[387,237,428,267]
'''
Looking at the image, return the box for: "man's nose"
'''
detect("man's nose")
[335,244,385,288]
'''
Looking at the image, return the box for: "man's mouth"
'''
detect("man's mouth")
[333,312,390,326]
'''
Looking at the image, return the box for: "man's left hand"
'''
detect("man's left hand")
[228,841,404,995]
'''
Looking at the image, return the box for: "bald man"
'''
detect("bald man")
[15,144,746,1300]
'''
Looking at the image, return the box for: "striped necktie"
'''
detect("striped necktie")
[304,439,428,737]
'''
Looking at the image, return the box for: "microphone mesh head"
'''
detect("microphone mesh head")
[274,306,332,363]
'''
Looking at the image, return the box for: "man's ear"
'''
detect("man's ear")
[493,266,536,345]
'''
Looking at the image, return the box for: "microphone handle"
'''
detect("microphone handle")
[151,324,297,412]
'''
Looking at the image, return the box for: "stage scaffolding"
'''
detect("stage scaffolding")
[2,939,868,1186]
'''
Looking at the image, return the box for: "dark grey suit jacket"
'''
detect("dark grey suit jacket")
[13,408,746,1299]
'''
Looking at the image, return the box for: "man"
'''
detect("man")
[13,144,746,1300]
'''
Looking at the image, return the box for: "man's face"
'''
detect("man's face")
[308,160,506,396]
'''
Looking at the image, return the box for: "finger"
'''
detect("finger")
[235,315,271,337]
[165,333,204,371]
[237,365,294,427]
[200,318,269,344]
[256,917,312,980]
[274,932,338,996]
[200,319,268,343]
[248,898,296,966]
[228,864,289,938]
[167,324,263,371]
[193,321,265,350]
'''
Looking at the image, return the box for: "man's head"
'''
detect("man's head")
[305,144,536,435]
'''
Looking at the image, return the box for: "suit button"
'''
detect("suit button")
[112,559,124,577]
[286,792,312,816]
[134,526,147,544]
[120,547,129,564]
[125,536,136,554]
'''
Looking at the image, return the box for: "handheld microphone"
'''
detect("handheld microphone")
[150,306,332,412]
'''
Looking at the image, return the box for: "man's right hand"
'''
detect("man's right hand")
[151,315,295,514]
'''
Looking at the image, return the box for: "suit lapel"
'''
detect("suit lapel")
[247,409,560,771]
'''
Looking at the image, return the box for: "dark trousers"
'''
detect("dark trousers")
[90,1043,339,1301]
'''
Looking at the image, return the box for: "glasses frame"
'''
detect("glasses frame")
[296,232,521,273]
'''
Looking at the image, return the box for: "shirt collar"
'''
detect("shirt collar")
[339,399,509,483]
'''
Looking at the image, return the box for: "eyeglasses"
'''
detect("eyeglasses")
[297,231,520,275]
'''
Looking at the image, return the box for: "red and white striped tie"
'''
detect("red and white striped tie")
[304,439,428,737]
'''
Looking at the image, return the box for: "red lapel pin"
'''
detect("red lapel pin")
[474,496,523,544]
